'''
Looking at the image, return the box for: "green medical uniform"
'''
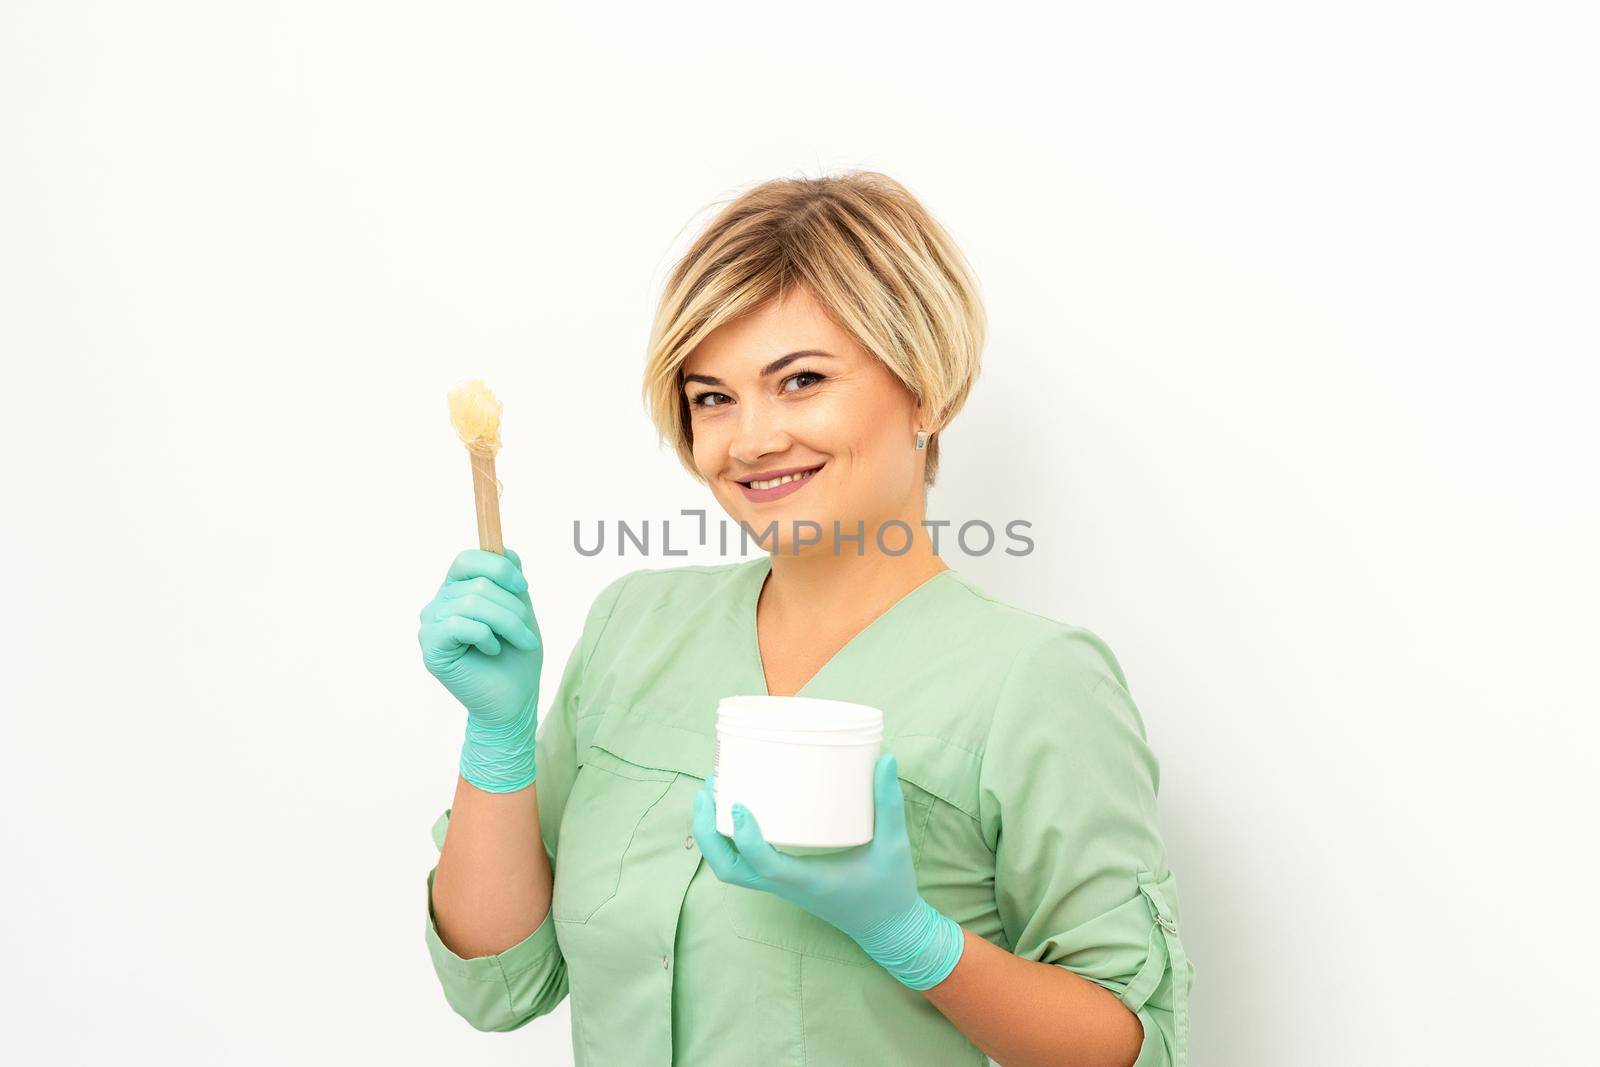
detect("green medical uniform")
[424,555,1193,1065]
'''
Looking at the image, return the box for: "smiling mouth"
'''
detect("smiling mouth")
[737,464,824,490]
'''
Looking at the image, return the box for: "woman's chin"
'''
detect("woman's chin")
[730,510,843,556]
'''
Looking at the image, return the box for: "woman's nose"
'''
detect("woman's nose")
[728,402,792,461]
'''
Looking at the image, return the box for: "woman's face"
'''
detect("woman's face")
[681,285,926,556]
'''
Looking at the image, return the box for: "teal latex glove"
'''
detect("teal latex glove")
[417,547,543,793]
[692,752,965,990]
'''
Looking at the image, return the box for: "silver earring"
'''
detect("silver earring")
[914,430,927,451]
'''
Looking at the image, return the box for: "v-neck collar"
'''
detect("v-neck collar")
[742,553,954,698]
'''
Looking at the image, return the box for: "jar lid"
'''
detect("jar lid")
[716,695,883,732]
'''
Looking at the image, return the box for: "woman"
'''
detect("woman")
[417,171,1193,1066]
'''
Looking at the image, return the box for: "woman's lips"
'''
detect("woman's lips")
[736,464,823,503]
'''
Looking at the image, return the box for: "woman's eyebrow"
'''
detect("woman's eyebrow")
[683,349,835,387]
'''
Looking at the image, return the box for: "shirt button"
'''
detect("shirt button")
[662,954,670,969]
[684,833,695,849]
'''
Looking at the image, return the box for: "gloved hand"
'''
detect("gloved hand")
[692,752,965,990]
[417,546,543,793]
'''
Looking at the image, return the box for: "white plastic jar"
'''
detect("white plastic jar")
[713,695,884,850]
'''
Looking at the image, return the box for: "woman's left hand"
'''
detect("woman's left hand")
[692,752,918,938]
[693,753,966,989]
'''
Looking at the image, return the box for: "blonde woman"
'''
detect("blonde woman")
[418,171,1194,1066]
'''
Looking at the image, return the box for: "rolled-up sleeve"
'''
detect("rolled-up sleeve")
[977,627,1195,1067]
[424,813,567,1031]
[423,571,632,1031]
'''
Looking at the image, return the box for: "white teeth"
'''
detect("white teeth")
[749,468,818,490]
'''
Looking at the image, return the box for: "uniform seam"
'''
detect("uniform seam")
[890,729,981,758]
[569,968,593,1062]
[938,570,1080,632]
[973,635,1045,853]
[911,794,935,865]
[579,570,637,677]
[493,957,518,1019]
[797,953,808,1065]
[497,920,562,977]
[551,763,673,924]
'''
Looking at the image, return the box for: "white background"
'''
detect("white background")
[2,2,1595,1064]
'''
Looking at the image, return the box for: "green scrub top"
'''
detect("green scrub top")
[424,555,1193,1066]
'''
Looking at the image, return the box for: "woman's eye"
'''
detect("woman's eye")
[781,371,825,393]
[691,391,730,408]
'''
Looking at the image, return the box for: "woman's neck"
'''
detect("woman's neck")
[757,530,949,639]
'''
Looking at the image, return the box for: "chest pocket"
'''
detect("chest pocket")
[720,768,940,965]
[550,713,681,924]
[550,700,713,927]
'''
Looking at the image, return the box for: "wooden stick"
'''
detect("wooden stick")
[467,447,504,555]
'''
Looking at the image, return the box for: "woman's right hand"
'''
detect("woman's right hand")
[418,547,544,791]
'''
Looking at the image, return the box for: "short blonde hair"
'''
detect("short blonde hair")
[642,170,986,490]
